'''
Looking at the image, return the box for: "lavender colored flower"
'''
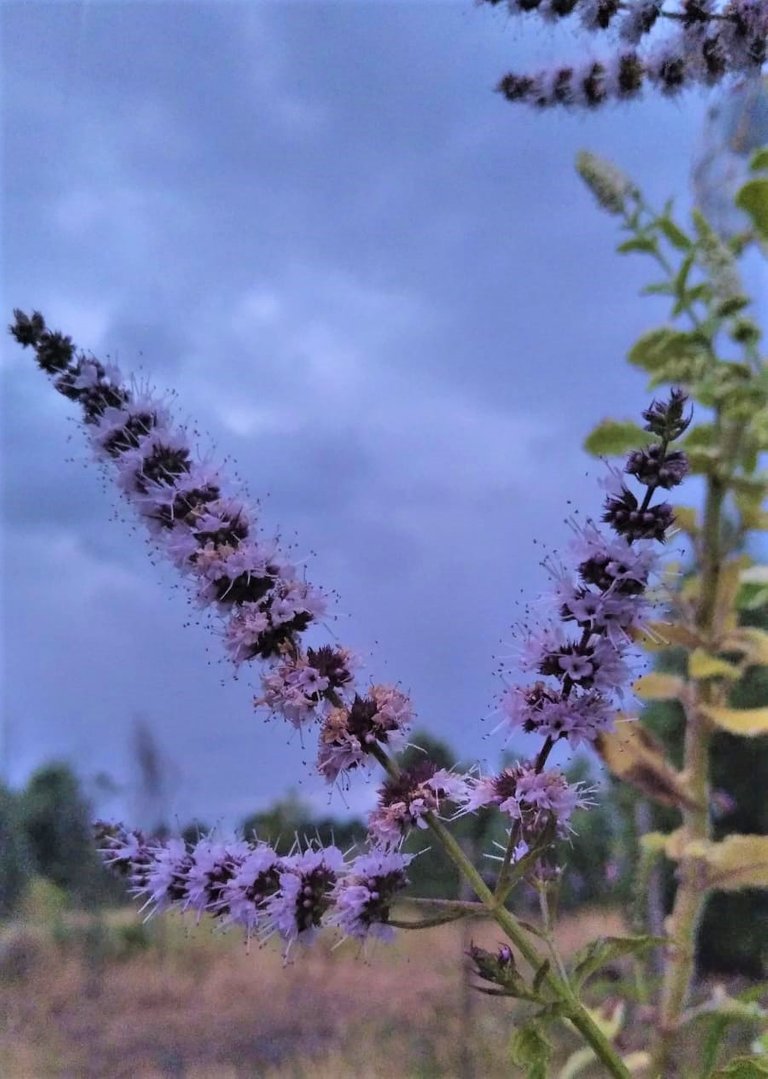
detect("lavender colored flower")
[184,836,252,918]
[492,0,768,109]
[9,310,329,685]
[265,845,346,948]
[218,844,282,935]
[618,0,663,43]
[500,683,614,746]
[317,685,414,783]
[137,838,194,915]
[368,760,472,845]
[464,763,592,840]
[255,645,359,727]
[330,848,413,941]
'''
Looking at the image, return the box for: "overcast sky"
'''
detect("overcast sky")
[1,1,763,830]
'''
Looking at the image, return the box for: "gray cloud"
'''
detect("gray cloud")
[2,1,716,828]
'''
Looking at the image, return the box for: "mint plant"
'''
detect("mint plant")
[7,146,768,1077]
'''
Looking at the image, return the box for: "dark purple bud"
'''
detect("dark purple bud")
[641,388,692,440]
[616,52,645,97]
[9,309,45,347]
[603,489,676,541]
[682,0,713,26]
[36,330,75,374]
[497,73,536,103]
[582,62,607,107]
[625,444,689,488]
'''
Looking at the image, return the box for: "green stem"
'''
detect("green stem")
[650,457,727,1075]
[369,744,630,1078]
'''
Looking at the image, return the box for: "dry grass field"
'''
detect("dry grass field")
[0,901,629,1079]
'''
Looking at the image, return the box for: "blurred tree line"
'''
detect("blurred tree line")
[5,690,764,980]
[0,737,624,922]
[0,763,126,916]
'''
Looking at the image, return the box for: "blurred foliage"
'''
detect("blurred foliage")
[0,783,33,917]
[640,605,768,977]
[241,789,366,857]
[1,763,126,919]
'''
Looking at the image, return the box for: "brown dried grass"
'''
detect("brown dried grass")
[0,905,626,1078]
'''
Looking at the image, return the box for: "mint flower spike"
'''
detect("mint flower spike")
[492,0,767,108]
[94,823,411,949]
[9,309,419,789]
[486,389,688,863]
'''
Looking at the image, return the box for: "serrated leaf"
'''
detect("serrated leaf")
[634,672,687,700]
[680,835,768,891]
[714,1056,768,1077]
[583,419,648,457]
[570,937,664,988]
[628,327,710,386]
[736,178,768,242]
[689,648,742,681]
[510,1022,552,1079]
[702,705,768,737]
[596,721,700,809]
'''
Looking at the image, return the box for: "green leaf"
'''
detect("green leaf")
[664,834,768,890]
[688,648,742,681]
[735,179,768,242]
[702,705,768,737]
[713,1057,768,1077]
[628,327,710,387]
[674,251,695,296]
[658,216,692,251]
[750,148,768,173]
[617,236,658,255]
[583,419,647,457]
[633,672,686,700]
[510,1022,553,1079]
[570,935,665,988]
[700,1014,733,1077]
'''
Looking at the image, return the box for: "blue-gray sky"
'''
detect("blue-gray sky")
[1,1,761,828]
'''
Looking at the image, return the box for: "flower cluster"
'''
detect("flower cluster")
[368,759,473,845]
[463,389,690,857]
[9,310,413,785]
[488,0,767,108]
[95,822,412,950]
[15,309,691,932]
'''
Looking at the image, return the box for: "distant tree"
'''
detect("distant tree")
[0,781,32,917]
[240,790,366,856]
[20,762,115,907]
[554,757,622,910]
